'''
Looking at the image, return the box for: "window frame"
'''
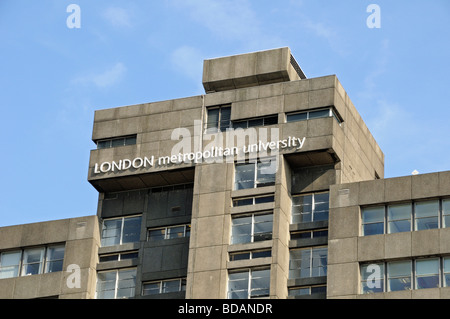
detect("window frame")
[227,267,271,299]
[101,215,142,247]
[231,114,278,129]
[147,224,191,242]
[291,191,330,224]
[96,135,137,149]
[205,105,231,133]
[234,158,277,190]
[142,278,187,296]
[96,268,137,299]
[231,212,273,245]
[0,244,65,279]
[289,246,328,279]
[286,107,342,124]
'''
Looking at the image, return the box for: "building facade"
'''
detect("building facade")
[0,47,448,299]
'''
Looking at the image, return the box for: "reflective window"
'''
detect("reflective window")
[101,216,142,247]
[232,115,278,129]
[443,199,450,228]
[444,257,450,287]
[228,268,270,299]
[147,224,190,241]
[286,108,341,124]
[22,248,45,276]
[292,192,329,224]
[97,135,137,149]
[360,263,384,294]
[234,159,276,190]
[206,106,231,133]
[289,285,326,297]
[387,203,412,233]
[142,278,186,296]
[289,247,327,279]
[96,268,136,299]
[231,213,273,244]
[416,258,439,289]
[415,200,439,230]
[0,251,21,279]
[45,245,65,273]
[230,250,271,261]
[387,261,412,291]
[362,206,385,236]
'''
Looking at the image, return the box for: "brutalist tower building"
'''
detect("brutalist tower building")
[1,47,449,299]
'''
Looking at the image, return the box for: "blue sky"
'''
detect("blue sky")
[0,0,449,227]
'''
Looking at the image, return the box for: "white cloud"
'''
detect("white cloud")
[102,6,133,28]
[72,62,127,88]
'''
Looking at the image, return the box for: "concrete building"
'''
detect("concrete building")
[0,47,448,299]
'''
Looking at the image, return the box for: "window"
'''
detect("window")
[230,249,271,261]
[443,199,450,228]
[360,263,384,294]
[96,268,136,299]
[147,224,191,241]
[97,135,136,149]
[0,251,21,279]
[414,200,439,230]
[286,108,342,124]
[361,257,450,294]
[233,195,274,207]
[0,245,65,279]
[387,203,412,233]
[416,258,439,289]
[142,278,186,296]
[361,198,450,236]
[361,206,385,236]
[387,260,412,292]
[291,192,329,224]
[101,215,142,247]
[206,105,231,133]
[444,257,450,287]
[291,229,328,240]
[234,159,276,190]
[232,115,278,129]
[288,285,326,297]
[231,213,273,244]
[289,247,327,279]
[99,251,139,263]
[228,268,270,299]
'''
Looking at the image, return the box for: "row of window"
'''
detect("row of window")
[362,198,450,236]
[205,105,341,133]
[96,135,137,149]
[96,247,328,299]
[361,257,450,294]
[0,245,65,279]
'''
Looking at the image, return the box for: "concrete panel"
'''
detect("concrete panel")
[412,173,439,199]
[326,262,359,297]
[438,171,450,196]
[358,179,385,206]
[194,216,226,247]
[385,176,412,202]
[328,206,360,240]
[385,232,412,259]
[328,238,357,264]
[411,229,440,256]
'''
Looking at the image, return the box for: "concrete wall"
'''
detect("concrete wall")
[0,216,100,299]
[328,171,450,298]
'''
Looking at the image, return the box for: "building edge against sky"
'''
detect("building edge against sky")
[0,47,449,299]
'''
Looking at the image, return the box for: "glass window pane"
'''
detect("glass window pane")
[230,252,251,261]
[254,195,274,204]
[125,136,136,146]
[220,107,231,131]
[22,248,44,276]
[415,201,439,218]
[416,259,439,289]
[162,279,181,293]
[235,163,255,190]
[232,121,248,129]
[444,257,450,287]
[97,140,110,149]
[363,223,384,236]
[387,204,411,233]
[143,282,160,295]
[206,108,219,131]
[122,216,141,244]
[148,228,165,241]
[292,195,312,224]
[309,109,330,119]
[388,261,411,291]
[112,138,125,147]
[117,269,136,299]
[256,160,276,187]
[248,118,264,128]
[167,226,185,239]
[416,217,439,231]
[0,251,21,279]
[231,224,252,244]
[263,116,278,126]
[101,219,122,246]
[97,271,117,299]
[252,250,271,259]
[286,112,307,122]
[362,207,385,223]
[250,269,270,297]
[443,199,450,228]
[234,198,254,206]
